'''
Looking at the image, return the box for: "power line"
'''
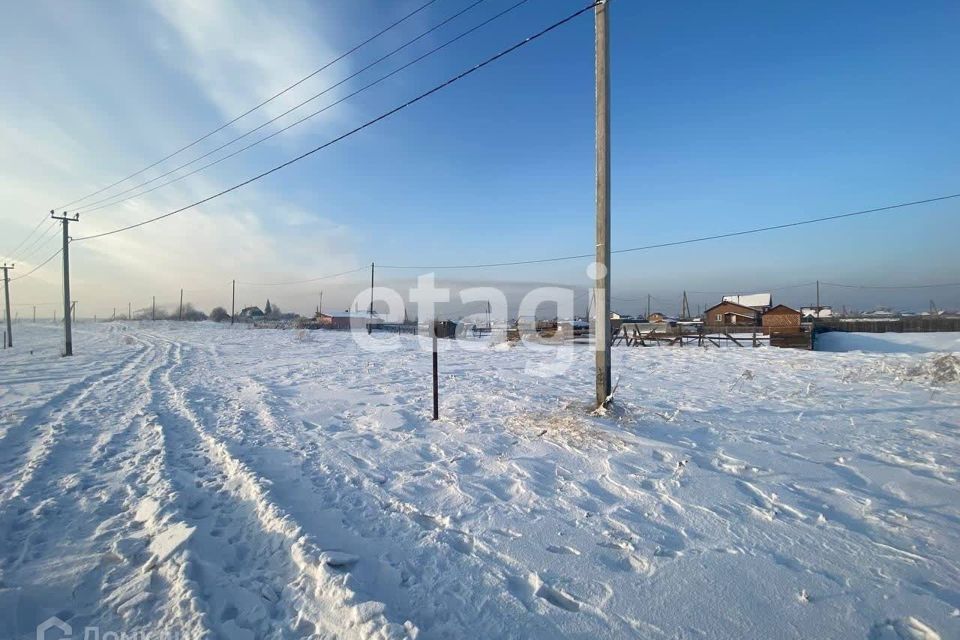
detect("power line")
[378,192,960,269]
[12,221,61,264]
[80,0,498,213]
[72,1,601,242]
[686,282,818,295]
[821,280,960,290]
[3,216,49,262]
[10,248,62,281]
[79,0,528,215]
[237,266,368,287]
[55,0,441,211]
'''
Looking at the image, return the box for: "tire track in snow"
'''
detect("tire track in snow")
[182,347,590,638]
[142,334,416,639]
[0,334,180,635]
[0,334,151,509]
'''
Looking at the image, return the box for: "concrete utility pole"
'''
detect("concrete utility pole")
[1,263,13,347]
[816,280,820,318]
[152,296,156,321]
[319,290,323,317]
[72,301,78,325]
[33,305,36,323]
[231,280,236,325]
[51,210,79,356]
[594,0,611,408]
[647,294,651,320]
[179,289,184,321]
[128,301,131,321]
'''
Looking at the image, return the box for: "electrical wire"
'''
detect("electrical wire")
[821,281,960,289]
[378,193,960,269]
[55,0,441,211]
[686,282,818,295]
[10,248,62,281]
[14,221,61,264]
[72,1,601,242]
[237,266,368,287]
[80,0,498,214]
[3,216,49,262]
[79,0,528,215]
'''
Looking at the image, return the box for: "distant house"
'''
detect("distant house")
[238,306,264,320]
[317,311,382,330]
[648,312,676,324]
[722,293,772,313]
[762,304,802,331]
[704,301,760,326]
[801,306,833,319]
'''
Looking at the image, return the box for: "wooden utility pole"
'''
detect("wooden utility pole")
[33,305,36,323]
[816,280,820,318]
[368,262,375,334]
[127,301,131,321]
[72,301,78,325]
[152,296,156,321]
[319,290,323,317]
[646,294,651,319]
[51,211,78,356]
[179,289,183,321]
[1,263,13,347]
[594,0,611,408]
[231,280,236,325]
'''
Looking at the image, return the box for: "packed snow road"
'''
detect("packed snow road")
[1,323,958,639]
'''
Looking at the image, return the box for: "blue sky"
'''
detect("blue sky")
[1,0,957,317]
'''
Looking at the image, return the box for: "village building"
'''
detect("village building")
[801,305,834,319]
[762,304,802,331]
[722,293,772,313]
[703,300,760,326]
[237,306,264,320]
[316,311,382,330]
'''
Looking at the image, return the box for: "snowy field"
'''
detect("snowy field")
[1,323,958,639]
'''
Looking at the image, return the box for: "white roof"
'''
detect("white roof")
[322,311,381,319]
[722,293,772,308]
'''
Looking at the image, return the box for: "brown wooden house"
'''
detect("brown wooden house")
[762,304,802,332]
[703,301,760,326]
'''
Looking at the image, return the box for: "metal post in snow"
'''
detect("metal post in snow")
[432,328,439,421]
[368,262,375,335]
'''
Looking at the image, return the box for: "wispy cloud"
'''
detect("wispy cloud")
[147,0,351,137]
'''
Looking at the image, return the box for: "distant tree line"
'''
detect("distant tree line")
[104,299,295,323]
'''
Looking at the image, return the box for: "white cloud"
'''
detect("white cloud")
[147,0,351,138]
[0,1,364,318]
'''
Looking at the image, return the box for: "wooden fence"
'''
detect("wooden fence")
[815,317,960,333]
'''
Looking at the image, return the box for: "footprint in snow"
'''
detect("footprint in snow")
[868,617,941,640]
[546,544,580,556]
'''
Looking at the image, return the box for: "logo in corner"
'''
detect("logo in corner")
[37,616,71,640]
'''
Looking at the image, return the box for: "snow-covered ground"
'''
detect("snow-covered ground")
[817,331,960,354]
[1,322,958,639]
